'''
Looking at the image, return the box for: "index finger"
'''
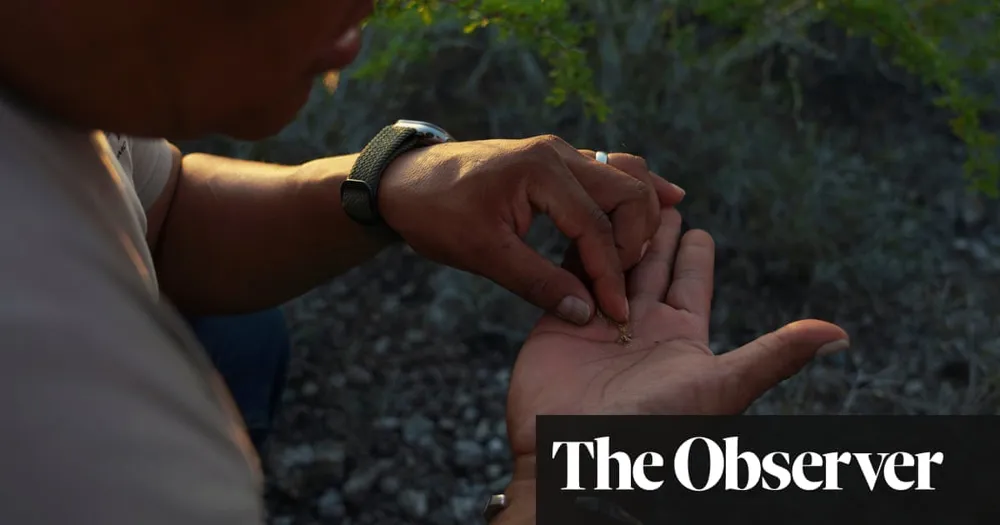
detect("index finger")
[526,168,629,323]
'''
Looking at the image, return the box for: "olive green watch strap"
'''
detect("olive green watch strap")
[341,124,422,229]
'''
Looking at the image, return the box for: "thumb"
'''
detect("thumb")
[490,231,596,326]
[719,320,850,412]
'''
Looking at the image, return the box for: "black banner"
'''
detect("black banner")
[536,416,1000,525]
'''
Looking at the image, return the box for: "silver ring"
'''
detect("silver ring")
[595,151,609,164]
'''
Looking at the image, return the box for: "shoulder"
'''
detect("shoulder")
[0,100,263,525]
[0,176,265,525]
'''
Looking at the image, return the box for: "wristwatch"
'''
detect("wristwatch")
[341,119,455,230]
[482,493,508,523]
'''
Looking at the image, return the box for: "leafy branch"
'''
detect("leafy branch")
[353,0,1000,194]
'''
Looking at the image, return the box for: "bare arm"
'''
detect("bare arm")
[149,148,391,316]
[146,137,682,322]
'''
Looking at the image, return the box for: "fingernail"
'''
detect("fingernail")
[640,241,650,259]
[557,296,591,325]
[816,339,850,357]
[670,183,686,197]
[623,301,630,322]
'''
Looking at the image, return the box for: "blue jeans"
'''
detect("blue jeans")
[186,309,291,455]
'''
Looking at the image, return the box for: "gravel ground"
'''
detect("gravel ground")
[262,208,1000,525]
[265,225,561,525]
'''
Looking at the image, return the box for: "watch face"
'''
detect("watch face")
[394,119,455,144]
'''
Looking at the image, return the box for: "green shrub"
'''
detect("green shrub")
[358,0,1000,195]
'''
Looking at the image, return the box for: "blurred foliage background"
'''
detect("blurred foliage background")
[177,1,1000,522]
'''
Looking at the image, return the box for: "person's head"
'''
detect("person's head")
[0,0,373,140]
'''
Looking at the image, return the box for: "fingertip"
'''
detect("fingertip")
[681,228,715,250]
[592,275,630,324]
[650,173,685,205]
[784,319,850,346]
[668,182,686,199]
[545,269,599,326]
[816,339,850,357]
[610,292,632,324]
[556,295,594,326]
[652,207,683,241]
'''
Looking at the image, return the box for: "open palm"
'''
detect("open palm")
[505,208,850,458]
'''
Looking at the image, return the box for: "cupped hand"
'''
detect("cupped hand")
[505,207,851,461]
[378,135,685,325]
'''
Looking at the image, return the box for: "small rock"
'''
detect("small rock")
[490,472,513,492]
[379,476,401,495]
[454,440,485,468]
[970,241,990,261]
[961,194,986,227]
[375,416,401,430]
[314,441,346,464]
[486,463,504,479]
[398,489,429,518]
[382,295,400,313]
[328,373,347,389]
[300,381,318,397]
[403,415,435,445]
[450,496,479,519]
[425,304,451,331]
[474,420,492,441]
[405,328,425,343]
[462,406,480,422]
[904,380,924,396]
[438,418,456,431]
[486,437,505,456]
[346,365,373,385]
[280,444,315,468]
[454,424,473,440]
[335,300,359,316]
[317,489,345,519]
[373,336,392,354]
[343,459,394,499]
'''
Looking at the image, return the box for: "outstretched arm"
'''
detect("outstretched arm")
[147,137,684,323]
